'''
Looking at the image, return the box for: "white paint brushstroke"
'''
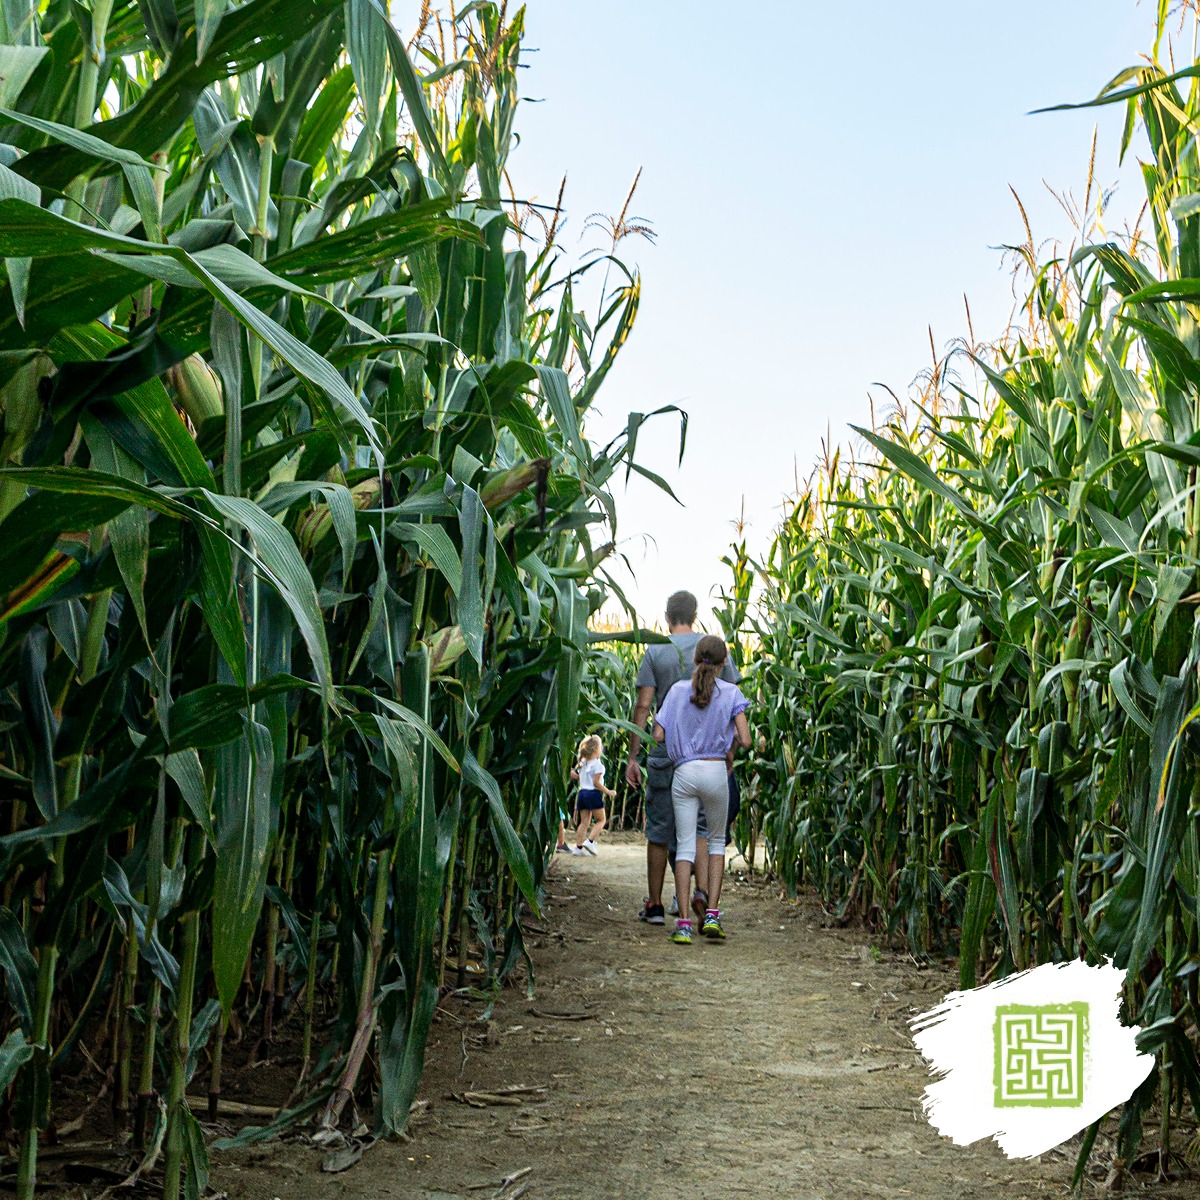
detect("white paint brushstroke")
[910,959,1153,1159]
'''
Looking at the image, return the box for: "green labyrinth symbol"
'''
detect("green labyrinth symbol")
[993,1003,1087,1108]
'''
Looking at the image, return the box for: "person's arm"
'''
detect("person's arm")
[733,710,751,750]
[596,764,616,799]
[626,684,656,788]
[651,688,672,748]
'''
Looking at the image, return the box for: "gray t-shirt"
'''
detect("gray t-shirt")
[636,633,740,763]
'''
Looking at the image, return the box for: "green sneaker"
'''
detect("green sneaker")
[670,921,693,945]
[701,912,726,939]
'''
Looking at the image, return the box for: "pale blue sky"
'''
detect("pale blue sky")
[407,2,1164,627]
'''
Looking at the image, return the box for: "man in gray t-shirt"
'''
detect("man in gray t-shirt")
[626,590,739,924]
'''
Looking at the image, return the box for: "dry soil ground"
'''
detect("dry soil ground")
[211,834,1196,1200]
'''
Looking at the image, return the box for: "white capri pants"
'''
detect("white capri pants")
[671,759,729,863]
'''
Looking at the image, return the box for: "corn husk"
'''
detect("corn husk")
[166,354,224,428]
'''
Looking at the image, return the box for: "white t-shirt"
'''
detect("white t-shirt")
[578,758,605,790]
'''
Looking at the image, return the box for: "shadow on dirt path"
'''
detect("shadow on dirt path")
[214,834,1094,1199]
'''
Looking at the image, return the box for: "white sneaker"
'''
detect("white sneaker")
[583,839,599,855]
[668,895,679,916]
[569,845,585,856]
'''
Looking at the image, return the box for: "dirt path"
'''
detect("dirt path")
[215,834,1088,1200]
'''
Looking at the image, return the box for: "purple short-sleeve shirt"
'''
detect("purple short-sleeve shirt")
[655,678,749,766]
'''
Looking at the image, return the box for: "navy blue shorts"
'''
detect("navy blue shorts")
[576,788,604,812]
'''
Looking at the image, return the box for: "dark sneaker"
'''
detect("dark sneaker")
[702,912,726,939]
[638,901,665,925]
[690,888,708,921]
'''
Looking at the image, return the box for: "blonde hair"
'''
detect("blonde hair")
[576,735,602,766]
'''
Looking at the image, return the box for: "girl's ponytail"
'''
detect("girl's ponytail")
[690,635,728,709]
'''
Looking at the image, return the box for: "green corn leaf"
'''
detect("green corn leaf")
[1110,658,1154,736]
[371,0,450,183]
[457,485,484,664]
[370,693,460,773]
[395,521,462,595]
[0,909,37,1035]
[0,45,46,108]
[80,426,154,644]
[211,720,274,1017]
[293,65,355,168]
[203,492,334,707]
[195,0,230,60]
[1154,563,1193,648]
[0,1029,33,1094]
[179,1101,211,1200]
[166,748,215,842]
[958,785,999,990]
[0,106,162,241]
[345,0,389,138]
[535,365,584,462]
[12,0,345,194]
[462,748,537,908]
[0,106,158,171]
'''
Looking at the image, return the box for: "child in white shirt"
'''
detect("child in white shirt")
[569,735,616,856]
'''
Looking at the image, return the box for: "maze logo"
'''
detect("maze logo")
[912,960,1153,1158]
[993,1002,1086,1108]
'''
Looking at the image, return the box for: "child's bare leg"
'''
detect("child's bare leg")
[588,809,606,841]
[575,811,590,847]
[707,852,725,909]
[694,837,709,897]
[673,857,694,919]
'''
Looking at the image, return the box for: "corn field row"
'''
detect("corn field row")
[0,3,677,1197]
[729,14,1200,1177]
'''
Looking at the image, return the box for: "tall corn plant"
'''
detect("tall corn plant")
[734,9,1200,1177]
[0,3,667,1197]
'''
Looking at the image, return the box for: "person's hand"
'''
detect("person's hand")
[625,759,643,789]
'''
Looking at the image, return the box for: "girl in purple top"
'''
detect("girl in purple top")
[653,636,751,943]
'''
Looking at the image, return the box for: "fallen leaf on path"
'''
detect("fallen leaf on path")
[57,1112,87,1138]
[528,1007,596,1020]
[322,1141,369,1173]
[456,1093,523,1107]
[465,1165,533,1195]
[452,1086,548,1108]
[506,1118,551,1134]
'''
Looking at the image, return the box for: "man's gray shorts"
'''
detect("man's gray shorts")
[644,760,709,848]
